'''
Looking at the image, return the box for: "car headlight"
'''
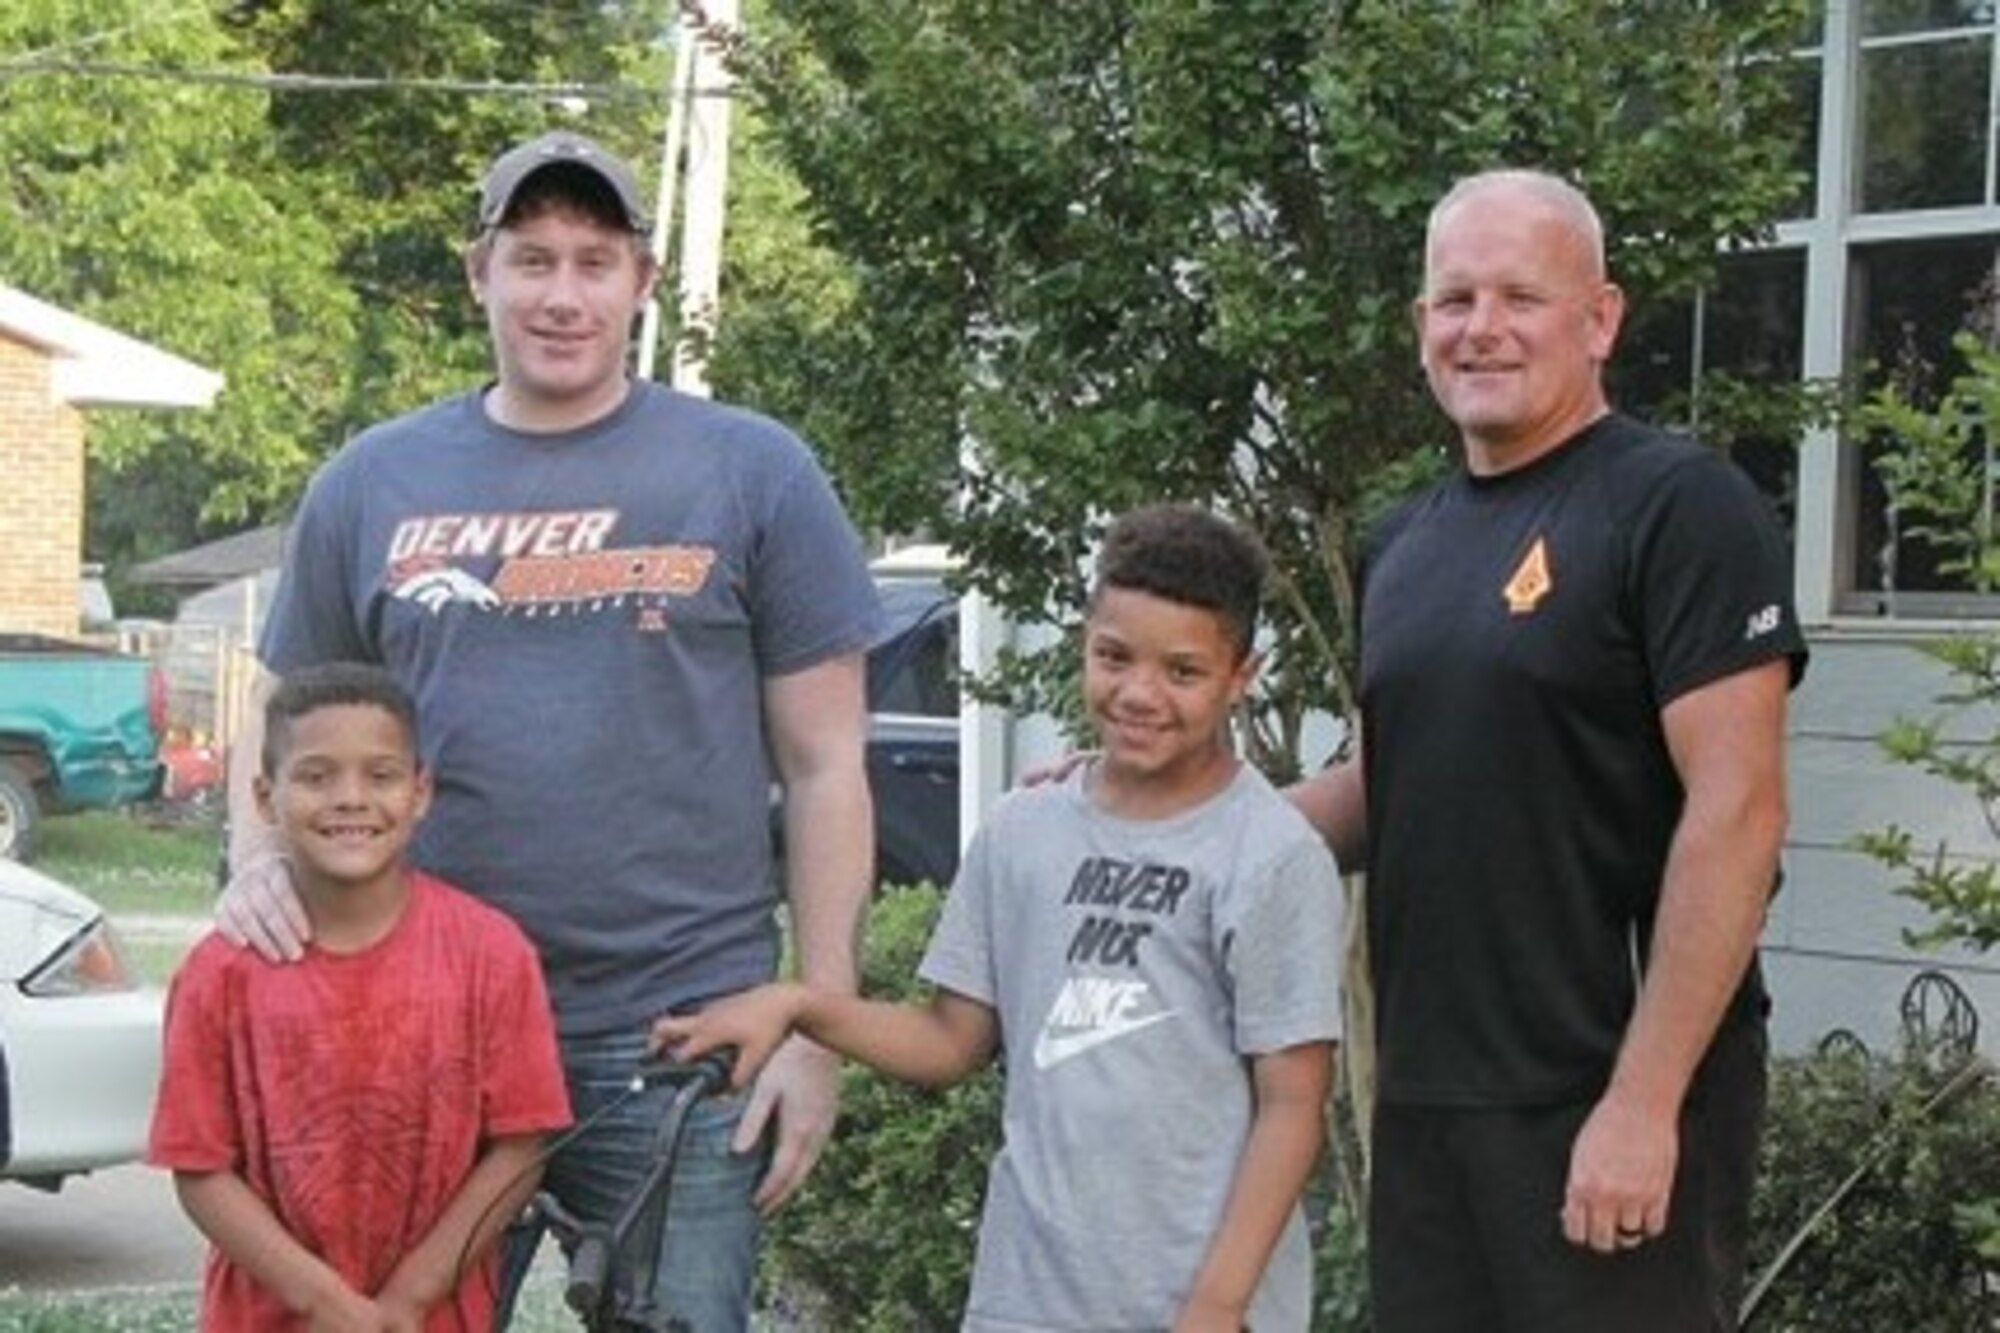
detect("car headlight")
[21,916,140,996]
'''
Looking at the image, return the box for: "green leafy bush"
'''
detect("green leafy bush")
[1747,1042,2000,1330]
[1856,331,2000,591]
[1308,1176,1370,1333]
[760,885,1001,1330]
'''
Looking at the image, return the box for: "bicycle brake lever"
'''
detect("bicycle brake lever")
[526,1190,584,1234]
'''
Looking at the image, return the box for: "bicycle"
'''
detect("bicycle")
[524,1048,737,1332]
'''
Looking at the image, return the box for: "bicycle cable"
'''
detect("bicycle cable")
[448,1063,668,1298]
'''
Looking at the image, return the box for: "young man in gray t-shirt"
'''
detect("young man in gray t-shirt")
[656,504,1347,1331]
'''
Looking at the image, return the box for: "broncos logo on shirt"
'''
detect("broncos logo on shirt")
[388,563,502,615]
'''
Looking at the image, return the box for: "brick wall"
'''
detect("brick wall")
[0,333,85,638]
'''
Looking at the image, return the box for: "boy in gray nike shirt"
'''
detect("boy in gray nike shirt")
[655,504,1346,1331]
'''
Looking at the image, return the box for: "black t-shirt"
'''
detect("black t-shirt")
[1359,413,1808,1108]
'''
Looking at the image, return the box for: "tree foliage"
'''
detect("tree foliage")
[0,0,354,587]
[1851,318,2000,956]
[0,0,676,603]
[1860,331,2000,592]
[714,0,1815,774]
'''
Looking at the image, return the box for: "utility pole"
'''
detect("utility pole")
[636,1,737,398]
[636,7,697,385]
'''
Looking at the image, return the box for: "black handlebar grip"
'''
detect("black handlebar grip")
[635,1046,737,1092]
[565,1234,611,1315]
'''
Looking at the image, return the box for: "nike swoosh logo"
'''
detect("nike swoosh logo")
[1031,1010,1175,1070]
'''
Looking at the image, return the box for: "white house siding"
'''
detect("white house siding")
[1771,631,2000,1057]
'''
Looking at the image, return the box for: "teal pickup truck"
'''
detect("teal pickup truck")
[0,636,164,862]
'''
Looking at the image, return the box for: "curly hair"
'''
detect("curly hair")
[262,662,419,778]
[1089,504,1268,659]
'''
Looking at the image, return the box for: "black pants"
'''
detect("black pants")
[1369,1019,1766,1333]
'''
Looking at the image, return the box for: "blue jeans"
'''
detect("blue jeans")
[498,1028,767,1332]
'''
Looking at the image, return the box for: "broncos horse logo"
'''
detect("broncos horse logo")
[388,561,503,615]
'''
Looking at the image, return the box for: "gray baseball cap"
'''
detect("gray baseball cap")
[478,130,648,233]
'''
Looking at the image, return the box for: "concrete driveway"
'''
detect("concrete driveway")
[0,1162,204,1291]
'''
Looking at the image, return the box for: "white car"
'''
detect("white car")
[0,857,162,1189]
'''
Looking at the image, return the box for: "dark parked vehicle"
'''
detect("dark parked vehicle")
[772,564,962,892]
[865,573,960,889]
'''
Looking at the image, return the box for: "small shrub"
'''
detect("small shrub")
[1748,1041,2000,1330]
[1308,1176,1370,1332]
[759,885,1000,1330]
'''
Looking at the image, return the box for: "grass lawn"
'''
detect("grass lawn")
[0,1273,810,1329]
[34,810,218,919]
[0,1288,191,1331]
[0,1274,595,1330]
[28,810,220,987]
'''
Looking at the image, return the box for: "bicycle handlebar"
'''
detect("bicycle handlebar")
[538,1048,739,1330]
[566,1233,614,1316]
[632,1048,734,1093]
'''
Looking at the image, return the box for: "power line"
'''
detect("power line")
[0,58,737,103]
[0,4,212,70]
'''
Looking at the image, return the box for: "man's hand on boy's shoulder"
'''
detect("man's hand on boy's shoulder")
[215,851,312,963]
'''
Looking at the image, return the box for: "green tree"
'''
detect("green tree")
[712,0,1814,773]
[220,0,676,437]
[1,1,683,593]
[1860,330,2000,597]
[0,0,355,588]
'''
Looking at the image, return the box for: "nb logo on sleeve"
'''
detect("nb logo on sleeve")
[1745,604,1783,640]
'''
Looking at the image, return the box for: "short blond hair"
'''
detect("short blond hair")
[1425,169,1607,281]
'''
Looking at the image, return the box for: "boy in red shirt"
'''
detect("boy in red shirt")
[150,662,571,1330]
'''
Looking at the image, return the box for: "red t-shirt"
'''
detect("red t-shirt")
[149,873,572,1331]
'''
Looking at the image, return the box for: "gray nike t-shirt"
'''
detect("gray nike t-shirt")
[921,764,1346,1332]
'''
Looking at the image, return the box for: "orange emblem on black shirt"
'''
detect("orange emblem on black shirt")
[1503,536,1553,615]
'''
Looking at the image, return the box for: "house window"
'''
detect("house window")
[1780,15,1827,221]
[1760,0,2000,619]
[1857,5,1995,212]
[1846,234,2000,602]
[1611,250,1808,527]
